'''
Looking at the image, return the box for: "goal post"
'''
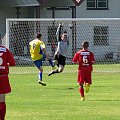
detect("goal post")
[5,18,120,74]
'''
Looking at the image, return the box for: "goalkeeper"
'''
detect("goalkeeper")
[29,33,55,86]
[48,23,69,76]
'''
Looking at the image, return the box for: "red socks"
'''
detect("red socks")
[79,87,84,97]
[0,102,6,120]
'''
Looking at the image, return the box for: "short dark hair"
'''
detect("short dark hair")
[36,32,42,38]
[82,41,89,48]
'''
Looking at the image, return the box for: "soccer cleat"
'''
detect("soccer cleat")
[48,70,54,76]
[52,66,56,70]
[38,80,46,86]
[85,83,90,93]
[81,96,85,101]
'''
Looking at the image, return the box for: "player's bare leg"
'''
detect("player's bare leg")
[85,83,90,93]
[38,67,46,86]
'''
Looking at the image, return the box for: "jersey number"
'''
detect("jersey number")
[83,55,88,64]
[0,53,3,65]
[32,43,36,50]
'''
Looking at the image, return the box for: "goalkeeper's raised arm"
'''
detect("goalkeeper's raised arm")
[56,23,71,42]
[56,23,63,41]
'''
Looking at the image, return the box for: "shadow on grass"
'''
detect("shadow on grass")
[92,86,109,87]
[46,86,78,91]
[88,99,120,101]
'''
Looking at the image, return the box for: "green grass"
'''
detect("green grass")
[6,64,120,120]
[9,64,120,74]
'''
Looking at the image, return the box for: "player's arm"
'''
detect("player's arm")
[40,43,46,54]
[42,48,47,56]
[90,52,95,65]
[53,42,60,60]
[42,48,51,59]
[40,43,49,59]
[55,41,60,54]
[7,50,16,66]
[92,60,95,65]
[67,23,73,46]
[67,26,72,41]
[55,42,60,53]
[56,23,62,41]
[72,53,79,64]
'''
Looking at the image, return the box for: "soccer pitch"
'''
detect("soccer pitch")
[6,64,120,120]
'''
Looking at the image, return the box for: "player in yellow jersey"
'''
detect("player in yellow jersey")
[29,33,55,86]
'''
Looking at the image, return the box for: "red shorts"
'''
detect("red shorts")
[0,75,11,94]
[78,69,92,84]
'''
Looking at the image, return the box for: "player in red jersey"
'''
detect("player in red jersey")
[72,41,95,101]
[0,45,15,120]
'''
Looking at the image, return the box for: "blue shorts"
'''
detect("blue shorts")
[33,54,46,69]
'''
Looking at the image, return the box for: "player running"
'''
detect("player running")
[29,33,55,86]
[0,45,15,120]
[48,23,69,76]
[72,41,95,101]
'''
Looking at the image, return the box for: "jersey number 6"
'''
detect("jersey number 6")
[0,53,3,65]
[83,55,88,64]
